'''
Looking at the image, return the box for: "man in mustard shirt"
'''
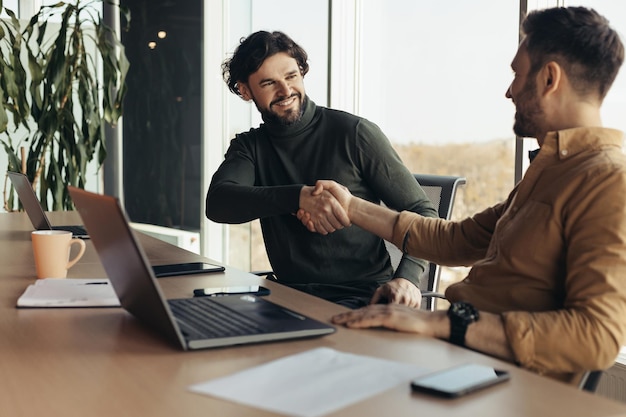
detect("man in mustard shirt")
[300,6,626,384]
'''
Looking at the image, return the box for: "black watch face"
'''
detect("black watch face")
[451,302,479,321]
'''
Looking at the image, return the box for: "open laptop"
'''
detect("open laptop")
[68,186,335,350]
[7,171,89,238]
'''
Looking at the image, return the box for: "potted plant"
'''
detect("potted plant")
[0,0,129,211]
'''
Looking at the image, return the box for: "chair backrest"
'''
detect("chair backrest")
[385,173,466,310]
[578,369,604,393]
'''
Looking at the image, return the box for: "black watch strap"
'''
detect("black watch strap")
[447,301,479,347]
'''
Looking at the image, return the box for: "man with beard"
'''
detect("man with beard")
[302,7,626,385]
[205,31,438,308]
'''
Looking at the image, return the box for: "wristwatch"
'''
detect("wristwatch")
[447,301,480,347]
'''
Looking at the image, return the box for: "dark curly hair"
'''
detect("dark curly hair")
[523,7,624,100]
[222,31,310,97]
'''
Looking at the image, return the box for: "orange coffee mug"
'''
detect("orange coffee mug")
[31,230,86,278]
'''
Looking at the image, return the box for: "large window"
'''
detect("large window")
[206,1,626,294]
[353,0,520,301]
[0,0,19,15]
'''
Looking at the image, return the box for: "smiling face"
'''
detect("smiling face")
[506,42,546,140]
[238,52,306,125]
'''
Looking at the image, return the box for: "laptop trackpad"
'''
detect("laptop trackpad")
[217,295,308,324]
[257,308,306,321]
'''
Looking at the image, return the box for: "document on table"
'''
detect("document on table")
[17,278,121,308]
[189,347,428,417]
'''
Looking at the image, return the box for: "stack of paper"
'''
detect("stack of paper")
[17,278,121,308]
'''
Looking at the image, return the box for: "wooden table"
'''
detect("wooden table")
[1,211,625,417]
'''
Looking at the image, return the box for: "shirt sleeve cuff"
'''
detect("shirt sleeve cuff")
[502,311,535,367]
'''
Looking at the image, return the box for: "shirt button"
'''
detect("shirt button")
[561,149,569,156]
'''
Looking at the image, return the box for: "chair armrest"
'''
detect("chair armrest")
[250,270,277,281]
[421,291,446,299]
[251,270,273,276]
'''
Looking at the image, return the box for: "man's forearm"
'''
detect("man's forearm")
[206,183,302,223]
[348,197,400,242]
[465,312,515,362]
[425,309,514,362]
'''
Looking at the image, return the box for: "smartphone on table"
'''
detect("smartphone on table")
[410,363,510,398]
[152,262,225,278]
[193,285,271,297]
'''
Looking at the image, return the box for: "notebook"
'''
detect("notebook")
[7,171,89,238]
[68,186,336,350]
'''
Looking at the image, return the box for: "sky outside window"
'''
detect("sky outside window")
[359,0,521,145]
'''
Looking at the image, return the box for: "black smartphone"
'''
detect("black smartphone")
[193,285,270,297]
[410,363,510,398]
[152,262,225,278]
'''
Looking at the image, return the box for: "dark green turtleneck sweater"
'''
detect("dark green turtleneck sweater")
[206,97,437,303]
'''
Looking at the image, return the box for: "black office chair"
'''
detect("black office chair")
[385,174,466,311]
[579,369,604,393]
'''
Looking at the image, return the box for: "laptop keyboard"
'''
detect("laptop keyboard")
[168,297,263,339]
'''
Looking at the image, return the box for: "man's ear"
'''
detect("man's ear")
[238,82,252,101]
[540,61,562,96]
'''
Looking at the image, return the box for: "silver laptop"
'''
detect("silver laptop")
[68,186,335,350]
[7,171,89,238]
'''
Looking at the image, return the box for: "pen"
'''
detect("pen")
[85,282,108,285]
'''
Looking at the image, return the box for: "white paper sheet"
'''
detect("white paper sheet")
[17,278,120,307]
[189,347,428,417]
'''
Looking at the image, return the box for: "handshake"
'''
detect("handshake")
[298,180,419,307]
[297,179,398,244]
[297,180,354,235]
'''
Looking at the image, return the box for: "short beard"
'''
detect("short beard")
[512,78,544,138]
[259,94,304,126]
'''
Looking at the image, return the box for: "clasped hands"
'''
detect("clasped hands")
[297,180,351,235]
[297,180,422,308]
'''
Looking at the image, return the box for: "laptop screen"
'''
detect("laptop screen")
[7,171,53,230]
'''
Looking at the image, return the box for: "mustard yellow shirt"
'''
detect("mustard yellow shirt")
[393,127,626,383]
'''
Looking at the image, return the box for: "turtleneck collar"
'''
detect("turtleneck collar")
[528,148,540,163]
[262,96,317,138]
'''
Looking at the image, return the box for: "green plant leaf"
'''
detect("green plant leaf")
[1,0,129,210]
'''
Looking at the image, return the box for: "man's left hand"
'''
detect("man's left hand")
[370,278,422,308]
